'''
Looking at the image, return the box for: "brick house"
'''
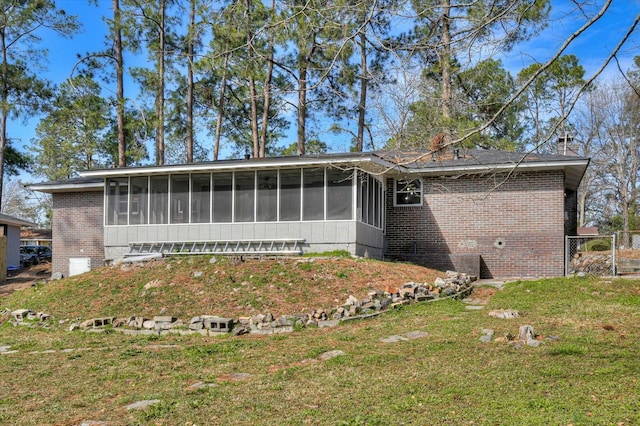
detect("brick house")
[28,149,588,279]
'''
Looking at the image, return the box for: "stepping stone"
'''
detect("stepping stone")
[318,350,345,360]
[466,305,485,310]
[126,400,160,411]
[404,330,429,340]
[380,335,409,343]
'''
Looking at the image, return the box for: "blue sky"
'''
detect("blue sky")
[9,0,640,184]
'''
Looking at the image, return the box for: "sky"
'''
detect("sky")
[8,0,640,186]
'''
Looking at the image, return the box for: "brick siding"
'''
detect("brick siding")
[385,170,567,278]
[52,190,104,277]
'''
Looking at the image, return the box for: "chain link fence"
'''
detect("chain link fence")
[565,235,615,276]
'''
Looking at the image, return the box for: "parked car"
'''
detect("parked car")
[20,245,52,266]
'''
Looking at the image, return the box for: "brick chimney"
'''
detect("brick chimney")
[558,135,579,156]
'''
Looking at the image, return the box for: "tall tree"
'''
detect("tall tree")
[410,0,550,147]
[32,75,110,180]
[123,0,176,166]
[0,0,79,209]
[517,54,586,151]
[112,0,126,167]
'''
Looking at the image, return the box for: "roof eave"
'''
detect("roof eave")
[79,155,385,178]
[27,182,104,193]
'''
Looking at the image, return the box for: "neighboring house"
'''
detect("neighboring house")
[28,149,589,279]
[21,228,53,247]
[0,213,38,268]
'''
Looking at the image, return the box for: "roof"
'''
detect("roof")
[29,149,590,192]
[21,228,52,240]
[373,149,589,190]
[26,177,104,193]
[0,213,38,228]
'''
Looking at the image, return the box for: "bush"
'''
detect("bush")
[582,239,611,252]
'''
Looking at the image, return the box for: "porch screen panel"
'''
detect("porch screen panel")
[150,175,169,224]
[360,173,369,223]
[257,170,277,222]
[170,175,190,224]
[129,176,148,225]
[367,175,375,225]
[234,171,255,222]
[303,168,325,220]
[326,168,352,220]
[212,172,232,223]
[106,178,128,225]
[191,174,211,223]
[279,169,301,221]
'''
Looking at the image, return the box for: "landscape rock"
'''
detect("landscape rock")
[125,400,161,411]
[488,309,520,319]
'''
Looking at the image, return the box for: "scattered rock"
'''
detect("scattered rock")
[125,399,161,411]
[488,309,520,319]
[319,350,345,360]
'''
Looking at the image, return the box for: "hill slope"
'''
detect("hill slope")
[2,255,444,320]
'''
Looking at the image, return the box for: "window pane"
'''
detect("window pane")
[303,168,324,220]
[213,172,232,223]
[191,174,211,223]
[280,169,301,221]
[106,178,128,225]
[326,168,352,220]
[129,176,148,225]
[257,170,277,222]
[150,175,169,224]
[234,171,255,222]
[170,175,190,224]
[395,179,422,205]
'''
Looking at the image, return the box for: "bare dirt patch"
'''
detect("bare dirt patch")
[1,263,51,296]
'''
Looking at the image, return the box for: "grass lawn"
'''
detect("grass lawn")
[0,258,638,425]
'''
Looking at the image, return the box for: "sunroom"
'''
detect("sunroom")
[87,156,386,260]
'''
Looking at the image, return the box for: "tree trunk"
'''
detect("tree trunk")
[186,0,195,162]
[440,0,452,141]
[0,26,8,210]
[297,61,307,156]
[114,0,126,168]
[155,0,166,165]
[213,53,229,161]
[246,0,259,158]
[259,0,275,159]
[356,31,367,152]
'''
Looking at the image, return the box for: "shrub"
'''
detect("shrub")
[582,239,611,252]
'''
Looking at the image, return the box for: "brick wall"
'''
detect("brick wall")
[52,190,104,277]
[385,170,566,278]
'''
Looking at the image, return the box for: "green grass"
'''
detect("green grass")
[0,273,639,425]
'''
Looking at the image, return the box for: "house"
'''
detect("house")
[20,228,53,247]
[28,149,589,279]
[0,213,38,272]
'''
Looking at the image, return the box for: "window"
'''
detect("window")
[106,178,128,225]
[170,175,190,223]
[395,178,422,206]
[303,168,324,220]
[279,169,301,221]
[129,176,148,225]
[150,176,169,224]
[234,171,255,222]
[191,174,211,223]
[326,168,352,220]
[212,172,232,223]
[257,170,277,221]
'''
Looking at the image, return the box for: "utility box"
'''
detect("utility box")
[69,257,91,276]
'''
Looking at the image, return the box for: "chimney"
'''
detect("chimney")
[558,135,579,156]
